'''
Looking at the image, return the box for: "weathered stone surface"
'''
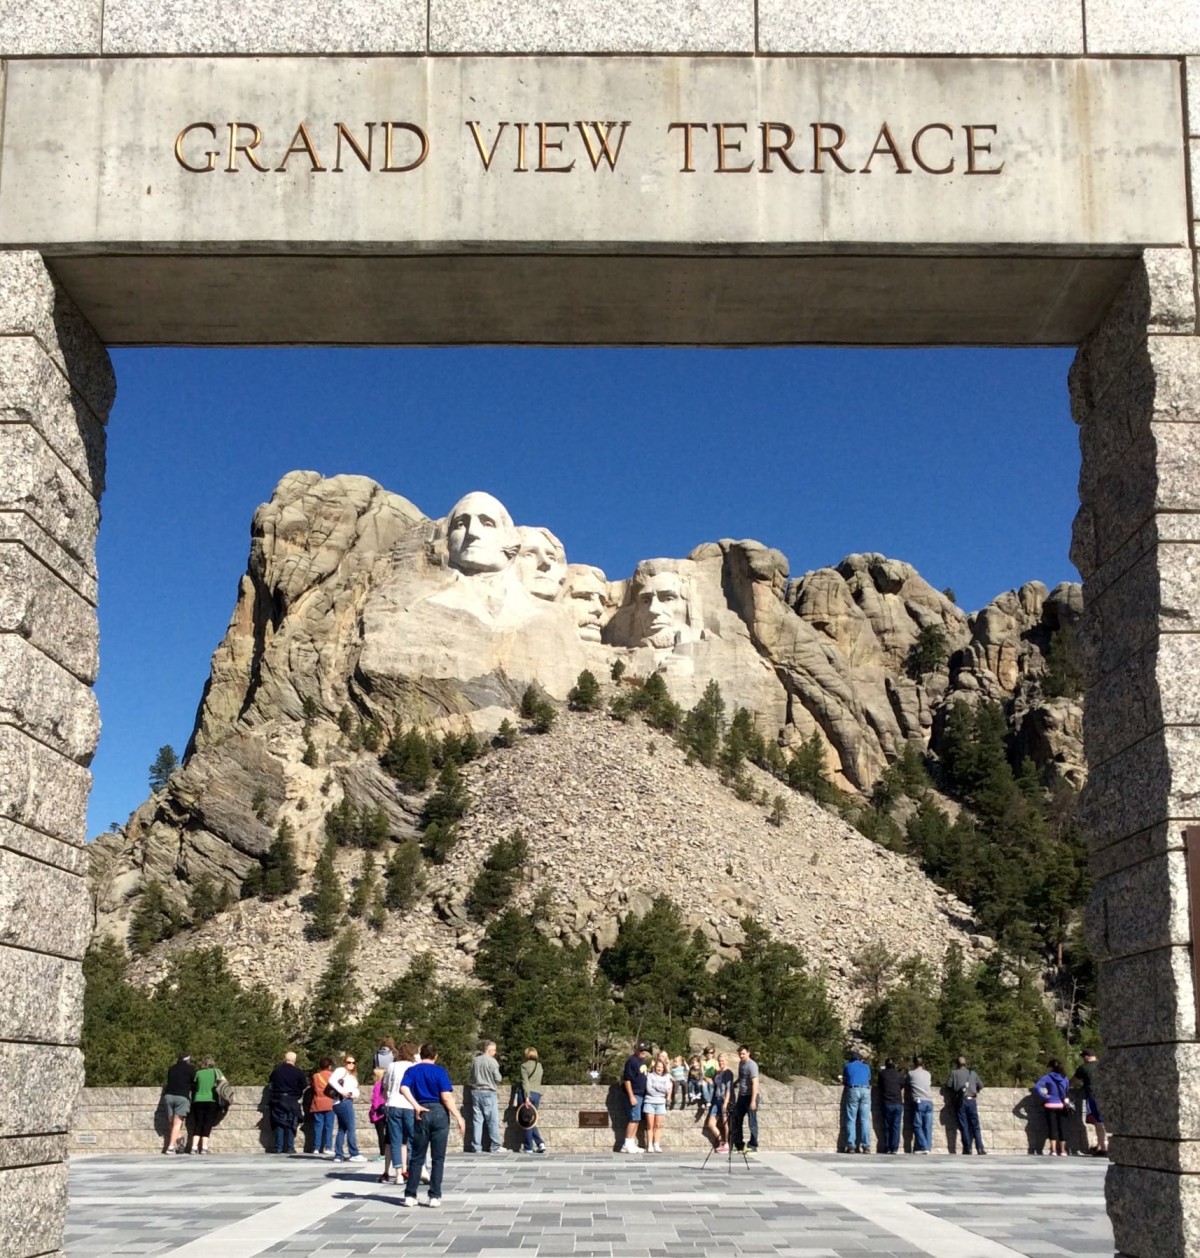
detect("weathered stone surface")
[0,253,115,420]
[103,0,426,53]
[1088,0,1200,54]
[1087,848,1190,961]
[0,426,101,575]
[0,544,98,682]
[1190,60,1200,135]
[759,0,1082,53]
[1089,822,1187,881]
[1108,1163,1200,1258]
[1097,945,1195,1046]
[0,848,89,960]
[0,512,96,605]
[0,945,83,1044]
[0,1045,81,1137]
[0,1162,67,1258]
[0,635,100,764]
[1115,1136,1200,1174]
[0,1134,68,1170]
[0,2,100,55]
[1144,248,1199,334]
[0,730,91,845]
[431,0,753,52]
[0,337,106,495]
[1104,1044,1200,1141]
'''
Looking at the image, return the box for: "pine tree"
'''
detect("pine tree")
[308,839,344,940]
[148,745,179,792]
[188,876,230,924]
[260,819,300,899]
[682,680,725,767]
[493,719,518,748]
[384,840,426,911]
[905,624,949,679]
[567,670,602,711]
[307,929,361,1051]
[348,851,378,919]
[128,880,181,956]
[467,830,530,922]
[785,732,837,803]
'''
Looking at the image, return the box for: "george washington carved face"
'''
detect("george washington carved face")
[446,492,518,575]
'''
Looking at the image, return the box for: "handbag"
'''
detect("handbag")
[215,1073,235,1109]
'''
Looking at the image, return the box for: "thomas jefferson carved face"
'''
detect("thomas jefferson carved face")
[516,527,568,600]
[446,492,518,575]
[634,571,690,648]
[564,565,611,641]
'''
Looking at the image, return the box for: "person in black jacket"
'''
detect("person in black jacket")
[877,1059,907,1154]
[267,1051,308,1155]
[161,1054,196,1155]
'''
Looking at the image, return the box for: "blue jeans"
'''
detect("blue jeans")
[732,1096,758,1151]
[882,1103,903,1153]
[956,1098,985,1153]
[406,1102,450,1201]
[273,1124,295,1154]
[911,1100,933,1152]
[844,1086,870,1149]
[333,1098,360,1158]
[385,1106,415,1169]
[515,1090,544,1152]
[312,1109,334,1153]
[470,1090,501,1151]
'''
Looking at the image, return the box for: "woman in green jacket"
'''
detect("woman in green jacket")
[513,1048,546,1155]
[190,1056,222,1154]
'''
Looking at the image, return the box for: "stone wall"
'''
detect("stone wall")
[71,1081,1083,1158]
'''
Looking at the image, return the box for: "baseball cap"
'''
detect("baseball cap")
[637,1041,651,1052]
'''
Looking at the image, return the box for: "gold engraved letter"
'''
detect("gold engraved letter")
[715,123,753,173]
[667,122,708,174]
[537,123,575,173]
[467,121,509,171]
[226,122,270,173]
[276,122,327,173]
[383,122,430,173]
[964,125,1004,175]
[575,121,629,171]
[911,123,955,175]
[334,123,374,172]
[811,123,853,174]
[759,122,803,174]
[514,122,529,173]
[860,123,911,174]
[174,122,219,173]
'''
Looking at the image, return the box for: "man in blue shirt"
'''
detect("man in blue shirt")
[841,1052,872,1154]
[399,1044,467,1208]
[620,1042,650,1153]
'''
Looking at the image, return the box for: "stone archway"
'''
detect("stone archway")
[0,14,1197,1257]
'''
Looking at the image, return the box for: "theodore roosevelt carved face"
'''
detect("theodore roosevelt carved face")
[446,491,519,575]
[516,526,568,601]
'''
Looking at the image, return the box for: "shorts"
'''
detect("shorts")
[162,1094,190,1118]
[644,1100,666,1116]
[628,1097,645,1122]
[1086,1097,1104,1125]
[708,1102,725,1119]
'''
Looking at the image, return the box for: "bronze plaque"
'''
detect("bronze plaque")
[578,1111,609,1129]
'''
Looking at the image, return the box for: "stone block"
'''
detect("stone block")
[431,0,753,52]
[1099,945,1196,1047]
[1097,1044,1200,1140]
[0,337,106,493]
[0,848,90,960]
[1107,1163,1200,1258]
[0,945,83,1044]
[1089,822,1187,880]
[0,729,91,845]
[1144,249,1198,334]
[1078,724,1200,850]
[0,635,99,764]
[0,820,88,876]
[0,2,100,55]
[0,514,96,606]
[0,426,100,575]
[1087,0,1200,54]
[1117,1136,1200,1174]
[102,0,426,54]
[758,0,1082,53]
[0,1162,66,1258]
[0,1045,81,1137]
[1087,847,1191,961]
[0,544,98,683]
[0,1134,68,1170]
[1190,61,1200,136]
[0,253,115,420]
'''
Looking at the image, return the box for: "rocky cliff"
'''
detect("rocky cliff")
[88,472,1083,1018]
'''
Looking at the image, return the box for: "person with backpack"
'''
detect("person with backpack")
[945,1056,986,1155]
[310,1057,336,1157]
[1035,1058,1072,1157]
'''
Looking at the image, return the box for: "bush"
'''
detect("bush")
[467,830,530,922]
[380,727,436,792]
[610,659,626,682]
[493,719,518,748]
[301,740,318,768]
[567,670,602,712]
[768,795,788,827]
[520,684,557,733]
[1044,623,1084,699]
[128,880,181,956]
[188,876,231,925]
[242,819,301,901]
[384,841,427,912]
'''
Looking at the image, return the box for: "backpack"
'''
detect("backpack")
[214,1071,235,1109]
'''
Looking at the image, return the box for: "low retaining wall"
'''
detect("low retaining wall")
[71,1079,1095,1156]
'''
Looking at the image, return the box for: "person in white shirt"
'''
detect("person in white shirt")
[328,1054,365,1163]
[382,1041,419,1185]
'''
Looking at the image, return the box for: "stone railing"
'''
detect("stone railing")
[71,1078,1094,1156]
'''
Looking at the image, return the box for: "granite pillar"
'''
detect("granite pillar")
[1074,253,1200,1258]
[0,252,112,1258]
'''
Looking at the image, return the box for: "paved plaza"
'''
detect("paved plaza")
[67,1151,1112,1258]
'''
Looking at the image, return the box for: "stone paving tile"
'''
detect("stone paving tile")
[67,1152,1112,1258]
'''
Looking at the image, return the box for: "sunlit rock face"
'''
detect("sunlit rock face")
[517,526,568,601]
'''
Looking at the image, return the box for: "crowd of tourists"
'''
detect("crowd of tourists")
[839,1048,1108,1157]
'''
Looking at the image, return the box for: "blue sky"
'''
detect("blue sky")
[89,346,1079,836]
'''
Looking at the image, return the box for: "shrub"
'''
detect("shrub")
[467,830,530,922]
[567,670,602,712]
[384,841,427,912]
[493,719,518,748]
[128,880,181,956]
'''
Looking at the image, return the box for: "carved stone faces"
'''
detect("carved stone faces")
[564,564,611,641]
[446,491,518,575]
[517,526,568,600]
[634,569,692,648]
